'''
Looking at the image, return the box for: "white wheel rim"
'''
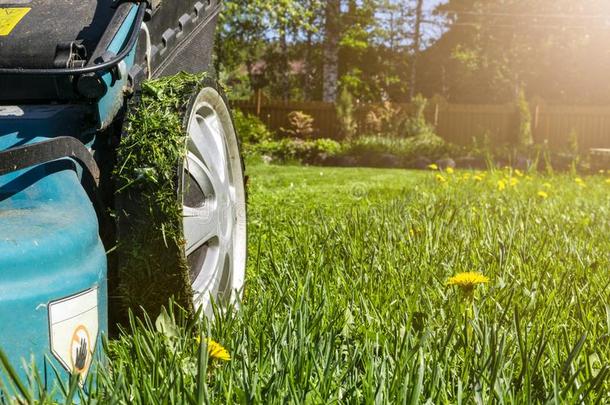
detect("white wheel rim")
[181,87,246,316]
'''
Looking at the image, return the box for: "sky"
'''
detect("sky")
[423,0,449,43]
[425,0,446,13]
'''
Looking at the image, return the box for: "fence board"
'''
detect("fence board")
[231,100,610,151]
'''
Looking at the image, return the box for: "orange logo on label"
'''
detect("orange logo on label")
[0,8,30,36]
[70,325,91,376]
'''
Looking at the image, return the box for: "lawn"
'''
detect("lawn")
[15,165,610,403]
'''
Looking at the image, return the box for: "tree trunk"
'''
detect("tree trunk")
[279,24,290,101]
[409,0,424,100]
[304,28,314,101]
[323,0,340,102]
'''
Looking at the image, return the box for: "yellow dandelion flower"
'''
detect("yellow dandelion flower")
[206,339,231,361]
[543,182,552,189]
[509,177,519,187]
[575,177,586,187]
[537,190,548,199]
[462,173,471,180]
[473,175,483,182]
[436,174,447,183]
[428,163,438,170]
[447,272,489,292]
[515,169,524,177]
[497,180,506,191]
[446,167,455,174]
[606,178,610,184]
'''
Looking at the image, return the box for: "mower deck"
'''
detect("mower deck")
[0,0,228,395]
[0,168,107,385]
[0,106,107,386]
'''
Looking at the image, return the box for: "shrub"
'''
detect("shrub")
[336,87,357,140]
[401,94,436,138]
[568,128,580,174]
[312,138,343,157]
[342,133,449,162]
[281,111,316,139]
[517,88,533,147]
[365,95,436,138]
[407,132,449,157]
[232,109,273,145]
[365,102,403,137]
[254,138,342,163]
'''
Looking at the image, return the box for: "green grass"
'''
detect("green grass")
[5,165,610,403]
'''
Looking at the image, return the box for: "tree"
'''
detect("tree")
[217,0,316,99]
[217,0,421,103]
[266,0,314,100]
[418,0,610,104]
[408,0,424,100]
[323,0,341,102]
[300,0,325,101]
[336,86,357,139]
[214,0,269,97]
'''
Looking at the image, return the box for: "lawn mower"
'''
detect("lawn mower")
[0,0,246,392]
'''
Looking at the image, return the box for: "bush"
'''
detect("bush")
[342,133,450,163]
[232,109,273,145]
[280,111,316,139]
[365,102,404,137]
[517,89,533,148]
[401,94,436,138]
[254,138,342,163]
[365,95,436,138]
[336,87,357,139]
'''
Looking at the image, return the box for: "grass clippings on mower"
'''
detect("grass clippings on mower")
[114,72,206,319]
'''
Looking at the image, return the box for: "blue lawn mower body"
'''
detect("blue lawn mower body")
[0,0,222,391]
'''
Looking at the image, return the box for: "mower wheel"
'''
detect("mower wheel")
[181,85,247,315]
[114,78,246,322]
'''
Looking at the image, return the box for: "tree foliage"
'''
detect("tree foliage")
[216,0,421,102]
[217,0,610,105]
[420,0,610,103]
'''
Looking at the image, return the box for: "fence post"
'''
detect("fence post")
[430,94,447,128]
[256,89,262,117]
[531,96,546,143]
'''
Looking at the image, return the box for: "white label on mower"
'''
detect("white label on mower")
[48,288,99,379]
[0,106,24,117]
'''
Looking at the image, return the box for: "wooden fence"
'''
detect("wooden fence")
[231,99,610,151]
